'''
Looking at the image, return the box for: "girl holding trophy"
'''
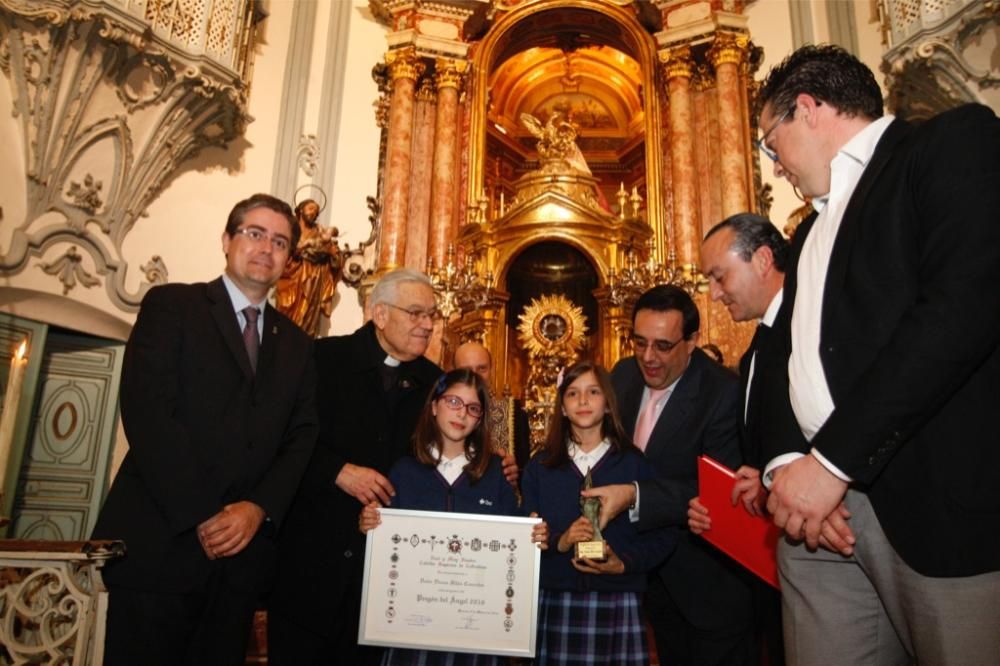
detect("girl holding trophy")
[522,360,677,665]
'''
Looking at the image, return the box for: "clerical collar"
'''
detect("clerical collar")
[384,355,401,367]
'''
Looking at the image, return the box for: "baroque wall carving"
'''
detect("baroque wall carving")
[881,0,1000,122]
[0,0,258,310]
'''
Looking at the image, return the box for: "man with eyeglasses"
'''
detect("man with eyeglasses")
[582,284,752,665]
[755,45,1000,665]
[269,268,444,665]
[92,194,319,665]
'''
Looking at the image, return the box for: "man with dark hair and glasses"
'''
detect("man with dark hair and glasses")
[756,44,1000,665]
[93,193,318,665]
[269,268,444,664]
[582,284,752,665]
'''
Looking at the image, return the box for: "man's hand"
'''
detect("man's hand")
[501,453,519,487]
[731,466,764,517]
[818,502,855,556]
[556,516,595,553]
[572,544,625,575]
[579,483,635,529]
[197,501,265,559]
[766,454,848,549]
[687,496,711,534]
[335,463,395,505]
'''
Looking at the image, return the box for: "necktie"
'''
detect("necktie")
[242,306,259,372]
[634,387,669,451]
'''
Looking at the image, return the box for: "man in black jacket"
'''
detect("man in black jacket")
[92,194,318,666]
[688,213,788,665]
[268,268,442,665]
[758,44,1000,664]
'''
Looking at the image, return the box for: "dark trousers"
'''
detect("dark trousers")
[104,571,257,666]
[267,573,383,666]
[751,578,784,665]
[645,575,753,666]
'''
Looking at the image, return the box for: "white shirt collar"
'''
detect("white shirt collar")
[431,445,471,485]
[221,273,267,314]
[568,438,611,474]
[811,115,894,212]
[761,288,783,327]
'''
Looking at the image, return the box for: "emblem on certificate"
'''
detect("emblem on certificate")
[575,467,607,561]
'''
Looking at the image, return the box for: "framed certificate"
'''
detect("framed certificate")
[358,508,542,658]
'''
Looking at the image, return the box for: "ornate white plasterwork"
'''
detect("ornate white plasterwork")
[881,0,999,121]
[0,0,258,310]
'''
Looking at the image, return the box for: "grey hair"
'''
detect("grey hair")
[369,268,434,307]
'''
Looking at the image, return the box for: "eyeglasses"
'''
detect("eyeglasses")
[233,226,291,252]
[757,106,794,162]
[439,394,483,418]
[387,303,439,323]
[631,334,685,354]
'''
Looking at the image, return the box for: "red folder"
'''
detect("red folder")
[697,455,781,589]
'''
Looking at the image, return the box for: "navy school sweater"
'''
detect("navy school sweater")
[522,447,678,593]
[387,453,518,516]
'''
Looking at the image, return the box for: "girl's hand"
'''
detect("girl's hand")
[556,516,594,553]
[358,502,381,534]
[572,544,625,575]
[529,512,549,550]
[688,496,711,535]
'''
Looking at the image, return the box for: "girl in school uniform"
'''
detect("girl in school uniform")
[360,368,548,666]
[521,360,677,666]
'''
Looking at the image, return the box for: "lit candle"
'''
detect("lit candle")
[0,340,28,502]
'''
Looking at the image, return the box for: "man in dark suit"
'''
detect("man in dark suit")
[91,193,318,666]
[267,268,443,665]
[584,284,753,665]
[757,45,1000,664]
[688,213,788,665]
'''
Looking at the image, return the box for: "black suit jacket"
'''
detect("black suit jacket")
[612,348,752,629]
[92,278,318,593]
[768,104,1000,577]
[269,322,441,635]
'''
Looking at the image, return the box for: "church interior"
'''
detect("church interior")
[0,0,996,662]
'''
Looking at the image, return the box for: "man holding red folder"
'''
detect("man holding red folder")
[689,213,788,665]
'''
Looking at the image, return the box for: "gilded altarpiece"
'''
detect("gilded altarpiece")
[368,0,765,399]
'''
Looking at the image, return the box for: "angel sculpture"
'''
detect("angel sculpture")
[520,111,592,175]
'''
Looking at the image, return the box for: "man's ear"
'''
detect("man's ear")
[372,303,388,330]
[797,93,822,128]
[752,245,774,276]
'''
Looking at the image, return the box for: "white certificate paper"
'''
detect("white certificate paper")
[358,508,541,658]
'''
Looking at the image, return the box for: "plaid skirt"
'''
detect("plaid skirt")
[381,647,502,666]
[535,589,648,665]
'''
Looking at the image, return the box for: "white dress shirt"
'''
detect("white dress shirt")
[431,445,470,485]
[568,438,611,475]
[764,115,894,486]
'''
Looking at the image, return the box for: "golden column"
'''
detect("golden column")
[661,46,701,265]
[709,33,751,218]
[428,58,467,268]
[379,48,424,272]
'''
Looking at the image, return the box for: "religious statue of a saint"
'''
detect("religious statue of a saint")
[275,199,342,337]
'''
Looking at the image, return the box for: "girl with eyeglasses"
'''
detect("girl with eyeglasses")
[360,368,548,665]
[522,360,678,665]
